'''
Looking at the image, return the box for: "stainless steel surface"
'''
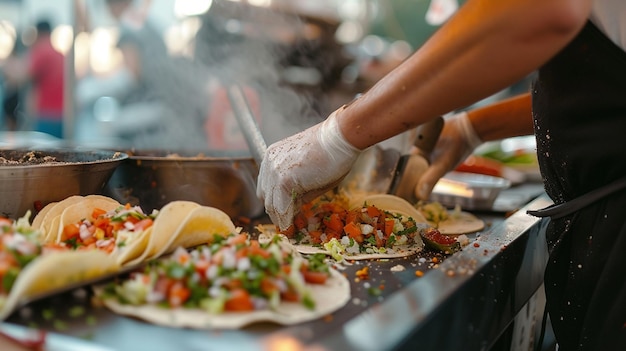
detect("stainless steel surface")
[0,149,127,219]
[102,150,264,219]
[226,84,267,166]
[390,116,444,201]
[6,193,550,351]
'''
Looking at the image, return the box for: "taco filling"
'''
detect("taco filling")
[60,204,158,253]
[101,233,332,313]
[277,196,424,260]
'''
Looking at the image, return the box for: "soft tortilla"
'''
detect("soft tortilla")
[125,201,236,266]
[95,268,350,329]
[0,250,120,320]
[33,195,123,243]
[32,195,84,242]
[434,212,485,235]
[348,194,429,224]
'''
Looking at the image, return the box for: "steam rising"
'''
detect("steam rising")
[102,1,330,152]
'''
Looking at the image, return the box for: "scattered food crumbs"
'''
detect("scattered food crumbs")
[432,257,439,263]
[363,282,371,289]
[415,270,424,277]
[323,314,333,323]
[473,242,480,247]
[80,332,95,340]
[42,309,54,321]
[418,257,427,264]
[390,264,405,272]
[352,297,361,305]
[457,234,470,247]
[86,315,97,326]
[446,270,455,277]
[19,307,32,319]
[356,266,369,280]
[53,319,68,331]
[69,306,85,318]
[368,287,382,297]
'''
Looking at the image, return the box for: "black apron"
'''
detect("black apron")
[529,21,626,350]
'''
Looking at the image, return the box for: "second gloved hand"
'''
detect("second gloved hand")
[257,109,362,231]
[415,111,483,200]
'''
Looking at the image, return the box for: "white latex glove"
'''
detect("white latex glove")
[257,109,362,230]
[415,111,483,200]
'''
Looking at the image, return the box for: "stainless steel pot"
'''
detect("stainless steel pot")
[102,150,264,220]
[0,149,128,219]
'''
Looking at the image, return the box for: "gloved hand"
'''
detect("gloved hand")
[415,111,483,200]
[257,108,362,230]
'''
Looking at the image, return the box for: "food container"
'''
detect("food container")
[102,150,264,219]
[429,171,511,210]
[0,148,128,219]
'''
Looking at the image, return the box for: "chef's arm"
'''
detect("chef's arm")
[339,0,591,150]
[469,92,534,142]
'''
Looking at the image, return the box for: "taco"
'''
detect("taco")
[124,201,237,266]
[32,195,123,242]
[56,200,158,265]
[415,201,485,235]
[0,213,119,320]
[94,233,350,329]
[259,194,427,261]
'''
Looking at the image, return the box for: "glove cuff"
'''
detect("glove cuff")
[319,109,362,158]
[454,111,483,149]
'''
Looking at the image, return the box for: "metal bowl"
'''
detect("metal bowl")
[0,149,128,219]
[102,150,264,220]
[429,171,512,211]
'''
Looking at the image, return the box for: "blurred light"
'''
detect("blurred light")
[361,35,387,57]
[388,40,413,61]
[248,0,272,7]
[338,0,365,20]
[93,96,120,122]
[164,17,201,56]
[21,26,37,46]
[174,0,212,18]
[74,31,91,78]
[0,20,16,60]
[335,20,363,44]
[224,19,242,34]
[50,25,73,55]
[89,27,122,75]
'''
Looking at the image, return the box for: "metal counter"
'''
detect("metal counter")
[4,195,552,351]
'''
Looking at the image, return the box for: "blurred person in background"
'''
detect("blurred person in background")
[257,0,626,350]
[77,0,208,149]
[3,19,64,138]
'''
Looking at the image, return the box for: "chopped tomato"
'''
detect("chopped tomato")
[384,218,395,238]
[366,205,382,219]
[168,281,191,307]
[224,289,254,311]
[260,278,278,295]
[62,223,80,240]
[133,218,153,232]
[92,208,108,219]
[302,269,328,284]
[280,288,300,302]
[344,222,363,243]
[323,213,344,234]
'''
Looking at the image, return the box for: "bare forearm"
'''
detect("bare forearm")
[339,0,591,149]
[469,92,534,142]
